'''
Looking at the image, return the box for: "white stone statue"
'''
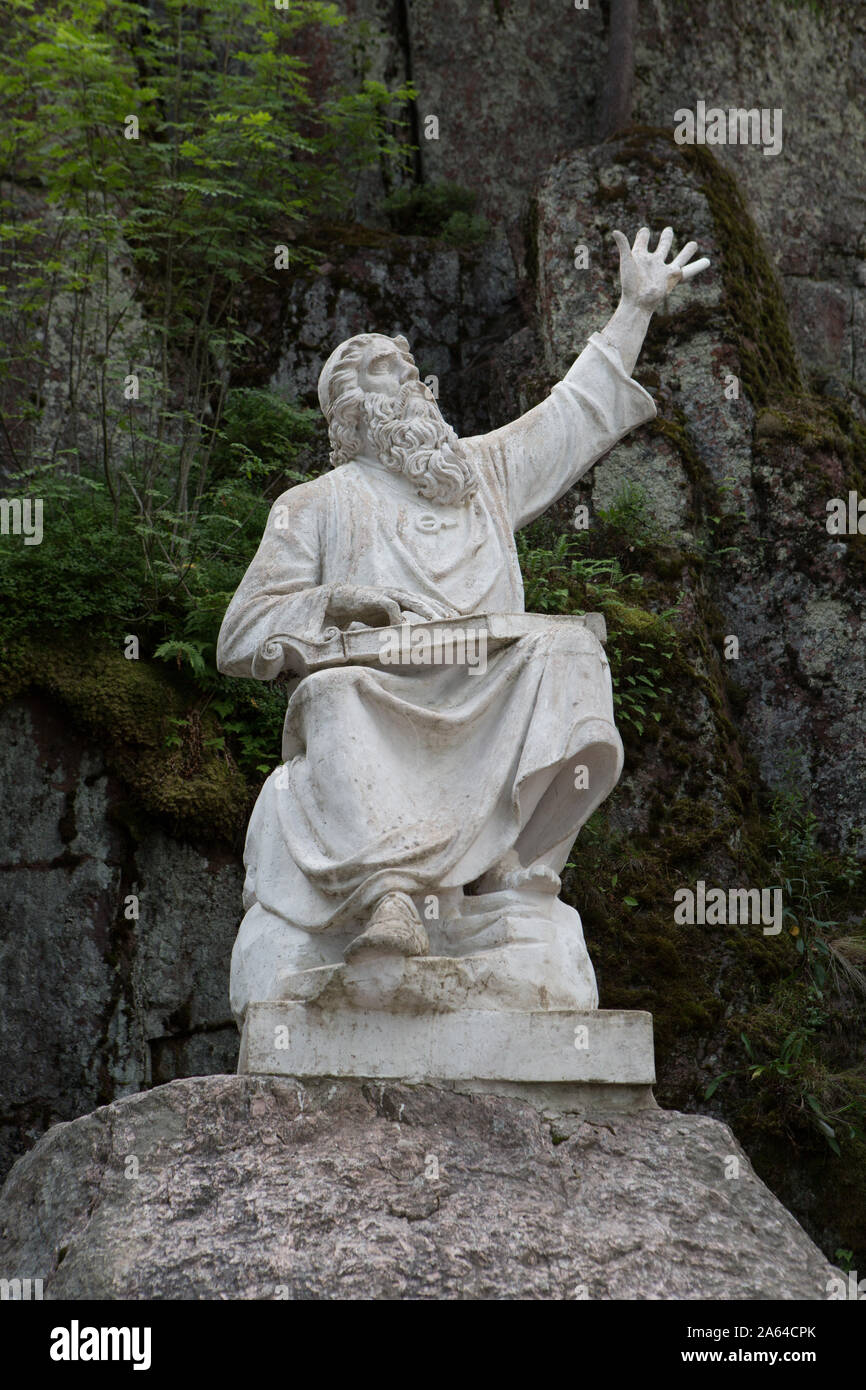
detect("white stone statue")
[218,227,709,1030]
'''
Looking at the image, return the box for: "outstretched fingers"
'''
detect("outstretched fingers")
[656,226,674,258]
[669,239,711,283]
[612,229,631,259]
[671,240,699,267]
[611,225,710,293]
[680,257,711,281]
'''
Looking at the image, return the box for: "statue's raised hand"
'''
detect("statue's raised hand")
[328,585,456,629]
[612,226,710,313]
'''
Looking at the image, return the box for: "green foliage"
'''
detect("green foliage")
[595,480,660,545]
[768,754,864,994]
[605,607,676,738]
[706,1007,866,1159]
[516,521,677,737]
[705,754,865,1156]
[210,389,321,484]
[156,653,287,780]
[382,181,490,247]
[0,0,410,784]
[0,386,320,781]
[0,0,411,497]
[517,526,639,613]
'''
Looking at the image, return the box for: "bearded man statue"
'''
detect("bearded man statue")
[217,226,709,1024]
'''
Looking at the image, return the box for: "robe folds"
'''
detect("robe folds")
[217,333,656,945]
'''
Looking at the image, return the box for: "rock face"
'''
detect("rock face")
[637,0,866,398]
[268,226,521,436]
[0,1076,837,1300]
[327,0,866,396]
[0,696,241,1183]
[533,129,866,854]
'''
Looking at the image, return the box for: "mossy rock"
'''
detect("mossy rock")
[1,633,251,845]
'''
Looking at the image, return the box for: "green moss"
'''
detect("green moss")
[603,598,675,645]
[648,413,704,490]
[1,632,252,844]
[610,127,802,408]
[595,180,629,205]
[381,182,490,248]
[309,219,418,257]
[683,145,803,407]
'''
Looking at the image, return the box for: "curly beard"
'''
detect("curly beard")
[362,384,477,506]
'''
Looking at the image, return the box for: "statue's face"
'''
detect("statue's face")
[326,332,477,506]
[356,337,419,401]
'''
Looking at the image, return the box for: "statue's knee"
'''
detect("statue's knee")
[299,665,368,706]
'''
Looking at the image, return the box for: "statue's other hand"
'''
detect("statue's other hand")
[612,226,710,312]
[386,591,457,621]
[328,585,456,628]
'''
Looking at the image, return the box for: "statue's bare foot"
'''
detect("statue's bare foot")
[345,891,429,961]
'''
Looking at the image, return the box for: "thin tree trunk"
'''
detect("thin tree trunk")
[596,0,639,141]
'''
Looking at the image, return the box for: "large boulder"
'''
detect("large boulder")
[0,1076,838,1300]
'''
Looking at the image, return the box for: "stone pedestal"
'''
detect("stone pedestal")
[238,1003,656,1113]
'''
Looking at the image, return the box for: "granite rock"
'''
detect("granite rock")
[0,697,241,1183]
[0,1075,839,1301]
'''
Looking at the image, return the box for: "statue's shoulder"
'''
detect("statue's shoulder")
[267,465,376,541]
[269,468,340,519]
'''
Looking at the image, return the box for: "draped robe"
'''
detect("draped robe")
[217,334,656,1003]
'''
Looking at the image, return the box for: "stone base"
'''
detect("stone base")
[0,1076,839,1300]
[239,1004,655,1104]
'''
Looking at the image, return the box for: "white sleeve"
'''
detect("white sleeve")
[464,333,657,531]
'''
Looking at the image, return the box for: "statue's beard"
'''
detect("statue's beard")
[362,384,477,506]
